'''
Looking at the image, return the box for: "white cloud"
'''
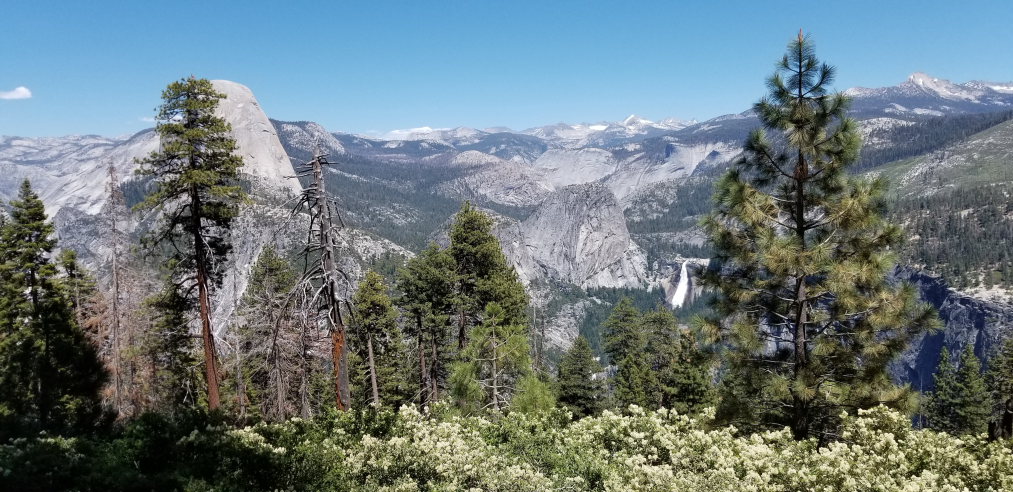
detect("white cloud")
[139,116,155,123]
[0,86,32,100]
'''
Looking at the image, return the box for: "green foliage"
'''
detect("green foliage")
[450,303,533,412]
[602,297,645,365]
[134,76,247,288]
[701,34,938,439]
[577,287,660,355]
[0,180,108,439]
[614,353,661,410]
[891,183,1013,290]
[450,201,528,335]
[350,270,413,409]
[231,245,301,422]
[556,336,604,418]
[134,76,248,411]
[141,274,200,411]
[987,337,1013,439]
[396,243,457,404]
[511,374,557,415]
[642,308,715,414]
[5,405,1012,491]
[925,348,959,433]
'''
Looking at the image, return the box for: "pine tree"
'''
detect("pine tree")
[351,270,411,408]
[926,346,990,435]
[449,202,527,350]
[556,336,604,418]
[0,180,107,437]
[135,76,247,411]
[511,373,556,414]
[953,345,989,435]
[397,243,457,405]
[700,32,938,439]
[143,271,200,411]
[641,308,714,414]
[987,337,1013,439]
[450,302,531,412]
[926,348,959,433]
[613,352,661,410]
[602,297,644,365]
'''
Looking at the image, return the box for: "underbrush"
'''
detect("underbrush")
[2,405,1011,491]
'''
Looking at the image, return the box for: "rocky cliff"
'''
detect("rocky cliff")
[520,183,649,289]
[892,267,1013,390]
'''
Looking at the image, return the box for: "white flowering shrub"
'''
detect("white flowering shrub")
[1,405,1011,491]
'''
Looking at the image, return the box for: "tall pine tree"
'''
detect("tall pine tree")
[987,336,1013,439]
[351,270,411,408]
[135,76,247,411]
[0,180,107,437]
[926,346,989,435]
[557,336,604,418]
[450,302,532,412]
[397,243,457,405]
[602,297,644,366]
[642,308,714,414]
[701,32,937,439]
[449,202,527,350]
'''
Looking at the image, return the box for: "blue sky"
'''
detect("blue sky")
[2,0,1012,137]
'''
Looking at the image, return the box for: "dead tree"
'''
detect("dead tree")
[101,161,128,414]
[290,148,352,410]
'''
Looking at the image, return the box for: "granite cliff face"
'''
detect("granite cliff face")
[892,268,1013,390]
[520,183,649,289]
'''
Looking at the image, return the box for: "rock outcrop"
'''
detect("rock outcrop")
[891,267,1013,390]
[211,80,301,195]
[520,183,649,289]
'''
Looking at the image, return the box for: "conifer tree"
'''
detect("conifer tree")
[0,180,107,437]
[700,33,937,439]
[351,270,411,408]
[642,308,714,414]
[143,272,200,410]
[510,373,556,414]
[613,353,661,410]
[449,202,527,349]
[397,243,457,404]
[450,302,531,412]
[556,336,604,418]
[926,347,959,433]
[926,346,989,435]
[954,345,990,435]
[135,76,247,411]
[602,297,644,365]
[987,337,1013,439]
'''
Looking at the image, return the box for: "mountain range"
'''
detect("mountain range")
[1,72,1011,387]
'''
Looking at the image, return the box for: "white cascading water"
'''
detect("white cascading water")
[672,261,690,308]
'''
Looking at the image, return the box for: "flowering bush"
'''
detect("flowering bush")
[1,405,1011,491]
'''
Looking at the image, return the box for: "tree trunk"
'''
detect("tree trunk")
[417,314,428,406]
[458,309,467,351]
[110,246,122,414]
[490,322,499,410]
[367,333,380,406]
[789,49,812,438]
[191,188,221,411]
[430,337,440,400]
[331,327,348,410]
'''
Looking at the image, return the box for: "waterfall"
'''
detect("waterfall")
[672,261,690,308]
